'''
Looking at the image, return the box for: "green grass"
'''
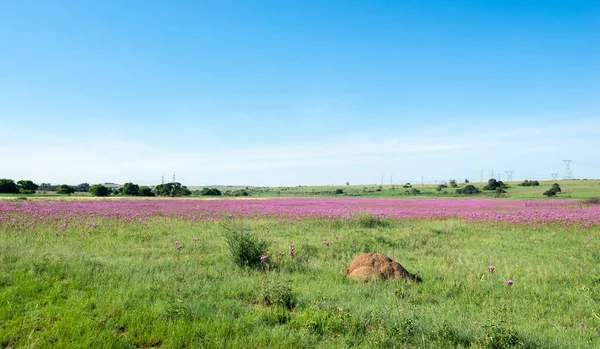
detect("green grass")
[246,179,600,200]
[1,216,599,348]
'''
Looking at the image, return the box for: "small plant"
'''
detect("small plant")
[356,213,390,228]
[262,278,296,310]
[457,184,481,195]
[223,227,270,269]
[582,197,600,205]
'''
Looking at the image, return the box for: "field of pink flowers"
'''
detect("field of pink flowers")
[1,198,599,228]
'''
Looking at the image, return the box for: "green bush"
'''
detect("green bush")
[223,226,270,269]
[56,184,75,195]
[262,278,296,310]
[518,180,540,187]
[456,184,481,195]
[138,186,154,196]
[89,184,109,197]
[0,178,19,194]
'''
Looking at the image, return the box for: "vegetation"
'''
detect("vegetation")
[543,183,562,197]
[155,182,192,197]
[56,184,75,195]
[456,184,481,195]
[1,210,598,348]
[518,180,540,187]
[198,188,222,196]
[0,179,19,194]
[139,186,154,197]
[483,179,508,191]
[89,184,109,197]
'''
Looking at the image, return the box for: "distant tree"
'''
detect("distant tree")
[56,184,75,195]
[449,179,458,188]
[122,182,140,196]
[483,179,508,191]
[551,183,562,193]
[17,180,39,193]
[346,182,350,186]
[410,187,421,195]
[89,184,109,197]
[465,179,470,184]
[457,184,481,195]
[75,183,90,192]
[199,187,222,196]
[0,179,19,194]
[543,189,557,197]
[436,184,447,191]
[518,180,540,187]
[335,189,344,194]
[138,186,154,197]
[155,182,192,197]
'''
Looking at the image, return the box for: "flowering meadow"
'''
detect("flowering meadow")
[1,197,599,228]
[1,198,599,348]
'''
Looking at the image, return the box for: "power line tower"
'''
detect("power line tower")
[504,171,513,182]
[161,174,164,184]
[550,173,559,180]
[173,172,176,183]
[562,160,573,179]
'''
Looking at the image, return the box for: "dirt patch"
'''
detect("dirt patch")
[344,253,421,282]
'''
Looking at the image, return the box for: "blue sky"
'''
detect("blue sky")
[1,0,598,186]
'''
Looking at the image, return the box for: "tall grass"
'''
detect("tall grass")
[1,216,599,348]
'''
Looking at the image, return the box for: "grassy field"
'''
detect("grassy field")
[246,179,600,200]
[1,208,599,348]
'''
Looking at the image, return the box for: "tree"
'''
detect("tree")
[155,182,192,197]
[89,184,109,197]
[543,189,557,197]
[551,183,562,193]
[121,182,140,196]
[17,180,39,193]
[75,183,90,192]
[465,179,470,184]
[139,186,154,197]
[483,179,508,191]
[335,189,344,194]
[457,184,481,195]
[0,179,19,194]
[56,184,75,195]
[346,182,350,186]
[199,187,222,196]
[449,179,458,188]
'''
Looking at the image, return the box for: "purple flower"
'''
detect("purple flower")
[278,252,285,262]
[488,266,496,274]
[192,237,199,241]
[507,279,514,286]
[260,254,268,264]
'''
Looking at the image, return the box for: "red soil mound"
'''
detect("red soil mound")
[344,253,421,282]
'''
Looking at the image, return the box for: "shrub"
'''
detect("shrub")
[436,184,447,191]
[456,184,481,195]
[410,188,421,195]
[449,179,458,188]
[483,179,508,191]
[223,227,270,269]
[543,189,557,197]
[0,179,19,194]
[356,213,390,228]
[139,186,154,196]
[334,189,344,195]
[551,183,562,192]
[121,182,140,196]
[17,180,38,193]
[56,184,75,195]
[89,184,109,197]
[518,180,540,187]
[402,183,412,188]
[582,197,600,205]
[200,188,222,196]
[262,278,296,310]
[495,187,506,197]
